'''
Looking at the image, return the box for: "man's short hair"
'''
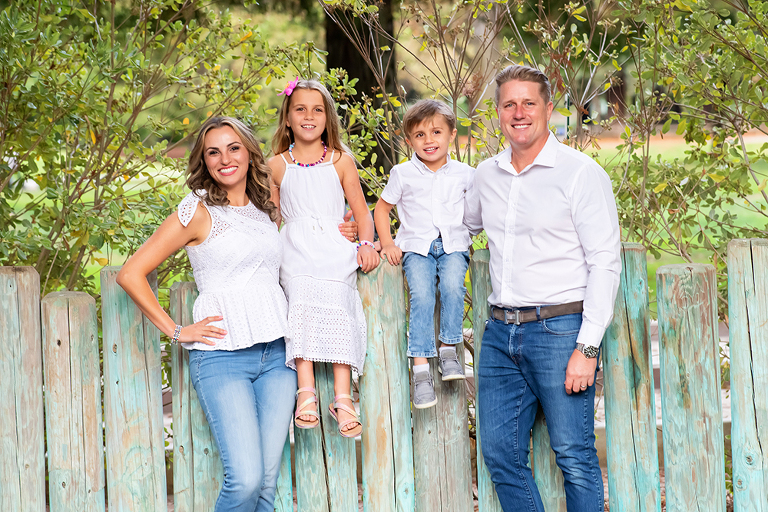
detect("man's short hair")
[402,99,456,138]
[494,65,552,105]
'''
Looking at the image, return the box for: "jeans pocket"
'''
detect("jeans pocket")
[541,313,581,336]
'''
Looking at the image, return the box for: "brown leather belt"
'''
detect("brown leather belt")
[490,301,583,325]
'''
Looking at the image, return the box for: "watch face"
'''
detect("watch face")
[580,345,600,358]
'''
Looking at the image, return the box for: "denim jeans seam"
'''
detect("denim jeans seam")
[407,352,438,358]
[512,381,538,511]
[582,389,602,510]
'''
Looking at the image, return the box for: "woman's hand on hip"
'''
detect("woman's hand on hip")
[179,316,226,346]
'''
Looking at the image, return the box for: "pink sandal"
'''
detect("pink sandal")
[294,387,320,429]
[328,394,363,438]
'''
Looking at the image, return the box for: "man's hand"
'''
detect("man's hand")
[564,349,598,395]
[380,243,403,266]
[338,210,358,242]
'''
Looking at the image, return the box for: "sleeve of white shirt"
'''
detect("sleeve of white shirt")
[463,169,483,236]
[380,166,402,205]
[570,163,622,348]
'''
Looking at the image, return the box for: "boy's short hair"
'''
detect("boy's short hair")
[494,64,552,105]
[402,99,456,138]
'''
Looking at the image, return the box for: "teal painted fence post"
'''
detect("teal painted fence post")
[727,239,768,512]
[357,262,415,512]
[0,267,45,512]
[412,290,473,511]
[315,361,358,512]
[100,267,167,512]
[170,282,222,512]
[603,243,661,512]
[295,360,357,512]
[468,250,503,512]
[656,264,725,510]
[294,399,330,512]
[41,292,106,512]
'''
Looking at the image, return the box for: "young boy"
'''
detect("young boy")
[374,99,474,409]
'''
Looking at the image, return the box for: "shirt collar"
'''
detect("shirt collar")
[495,131,559,175]
[410,153,452,174]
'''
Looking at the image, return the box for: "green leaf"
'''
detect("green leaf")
[555,108,572,117]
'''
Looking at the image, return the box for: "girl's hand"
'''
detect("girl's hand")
[357,245,379,273]
[380,243,402,266]
[178,316,226,346]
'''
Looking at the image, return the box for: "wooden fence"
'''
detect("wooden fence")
[1,241,766,511]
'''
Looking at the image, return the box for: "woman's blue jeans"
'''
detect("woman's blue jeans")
[402,238,470,358]
[477,313,603,512]
[189,338,297,512]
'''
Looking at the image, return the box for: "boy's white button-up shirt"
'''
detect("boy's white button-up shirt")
[464,132,622,348]
[381,154,475,256]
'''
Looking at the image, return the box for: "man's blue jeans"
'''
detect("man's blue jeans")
[402,238,469,358]
[477,312,603,512]
[189,338,297,512]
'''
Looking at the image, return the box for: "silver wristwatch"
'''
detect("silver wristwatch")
[576,343,599,359]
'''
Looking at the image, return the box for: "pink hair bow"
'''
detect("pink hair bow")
[278,77,300,96]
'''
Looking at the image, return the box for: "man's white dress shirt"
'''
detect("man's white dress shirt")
[381,154,475,256]
[464,132,621,348]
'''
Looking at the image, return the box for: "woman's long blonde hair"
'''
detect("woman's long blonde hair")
[271,80,345,156]
[186,116,277,222]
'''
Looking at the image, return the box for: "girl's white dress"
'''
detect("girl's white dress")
[278,152,367,374]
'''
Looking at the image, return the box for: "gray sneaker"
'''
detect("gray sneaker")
[438,349,466,381]
[412,371,437,409]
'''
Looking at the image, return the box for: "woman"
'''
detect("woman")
[118,116,299,511]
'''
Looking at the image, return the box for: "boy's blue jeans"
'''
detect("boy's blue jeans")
[189,338,297,512]
[402,238,469,358]
[477,312,603,512]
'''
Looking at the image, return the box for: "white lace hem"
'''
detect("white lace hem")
[284,276,367,374]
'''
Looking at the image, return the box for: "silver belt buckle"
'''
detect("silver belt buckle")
[505,309,521,325]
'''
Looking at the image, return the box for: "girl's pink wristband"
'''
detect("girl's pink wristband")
[356,240,375,252]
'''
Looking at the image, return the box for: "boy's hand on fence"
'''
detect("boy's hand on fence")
[179,316,226,346]
[358,245,380,273]
[380,243,402,266]
[564,349,597,394]
[338,210,358,242]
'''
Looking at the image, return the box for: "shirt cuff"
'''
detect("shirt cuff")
[575,320,605,349]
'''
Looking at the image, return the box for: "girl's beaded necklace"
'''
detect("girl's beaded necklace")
[289,141,327,167]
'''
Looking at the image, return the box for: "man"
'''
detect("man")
[464,64,621,511]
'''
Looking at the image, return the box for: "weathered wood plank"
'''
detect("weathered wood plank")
[316,361,358,512]
[170,282,197,511]
[100,267,166,512]
[294,391,330,512]
[358,262,415,512]
[0,267,45,512]
[727,239,768,512]
[412,288,473,511]
[603,243,661,512]
[532,411,566,512]
[42,292,106,512]
[468,250,503,512]
[656,264,725,510]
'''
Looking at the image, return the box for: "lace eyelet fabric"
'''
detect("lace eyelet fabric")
[283,276,367,374]
[178,191,288,352]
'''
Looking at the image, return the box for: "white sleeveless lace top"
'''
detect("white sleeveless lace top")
[177,191,289,351]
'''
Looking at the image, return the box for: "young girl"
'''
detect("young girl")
[268,79,378,437]
[117,117,296,511]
